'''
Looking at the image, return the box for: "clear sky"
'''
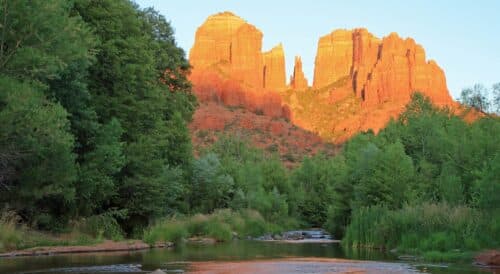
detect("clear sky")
[135,0,500,99]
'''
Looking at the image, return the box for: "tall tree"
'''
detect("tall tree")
[74,0,196,232]
[0,77,76,229]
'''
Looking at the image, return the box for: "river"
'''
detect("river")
[0,241,493,274]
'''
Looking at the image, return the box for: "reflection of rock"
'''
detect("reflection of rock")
[187,237,217,245]
[475,250,500,267]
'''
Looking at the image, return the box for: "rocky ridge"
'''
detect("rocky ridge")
[188,11,457,143]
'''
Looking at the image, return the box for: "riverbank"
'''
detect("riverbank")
[0,240,173,258]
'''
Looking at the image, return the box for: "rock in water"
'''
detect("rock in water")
[149,269,166,274]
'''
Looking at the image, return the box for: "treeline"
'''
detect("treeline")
[165,94,499,257]
[310,94,499,258]
[0,0,196,235]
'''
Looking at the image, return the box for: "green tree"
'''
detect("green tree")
[460,84,490,113]
[292,154,338,226]
[191,153,234,213]
[0,77,76,229]
[0,0,94,82]
[77,119,125,216]
[493,82,500,113]
[74,0,196,231]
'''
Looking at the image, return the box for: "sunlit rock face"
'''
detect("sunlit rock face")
[263,44,287,92]
[313,29,354,89]
[360,32,452,107]
[290,56,308,90]
[189,11,288,118]
[312,29,452,107]
[189,11,455,143]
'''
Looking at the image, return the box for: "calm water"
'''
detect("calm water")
[0,241,494,274]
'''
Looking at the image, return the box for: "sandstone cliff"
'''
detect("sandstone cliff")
[312,29,452,108]
[313,30,354,89]
[263,44,287,91]
[189,12,456,144]
[189,12,288,118]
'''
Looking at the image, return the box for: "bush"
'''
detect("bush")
[205,221,232,242]
[0,211,22,252]
[77,212,125,241]
[143,220,188,245]
[143,209,291,244]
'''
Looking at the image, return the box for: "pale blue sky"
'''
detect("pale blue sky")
[135,0,500,98]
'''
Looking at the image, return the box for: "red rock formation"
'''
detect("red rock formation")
[230,23,263,88]
[189,12,246,69]
[189,12,456,144]
[290,56,308,90]
[189,11,287,118]
[263,44,286,91]
[313,30,452,107]
[351,28,381,98]
[313,30,354,89]
[361,33,452,107]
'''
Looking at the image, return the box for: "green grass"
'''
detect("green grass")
[0,211,107,252]
[342,203,499,262]
[0,212,22,252]
[143,209,289,245]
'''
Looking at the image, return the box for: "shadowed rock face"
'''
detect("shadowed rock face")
[189,12,456,143]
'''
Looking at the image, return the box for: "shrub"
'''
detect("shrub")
[0,211,22,252]
[77,212,125,241]
[143,220,188,245]
[143,209,290,244]
[205,220,232,242]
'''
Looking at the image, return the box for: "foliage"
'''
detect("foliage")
[0,0,196,234]
[76,211,126,241]
[0,211,22,252]
[0,77,77,229]
[333,92,500,258]
[143,209,284,244]
[459,83,500,113]
[343,203,496,258]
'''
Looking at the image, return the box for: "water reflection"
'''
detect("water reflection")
[0,241,493,274]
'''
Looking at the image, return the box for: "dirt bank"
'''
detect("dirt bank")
[0,240,172,258]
